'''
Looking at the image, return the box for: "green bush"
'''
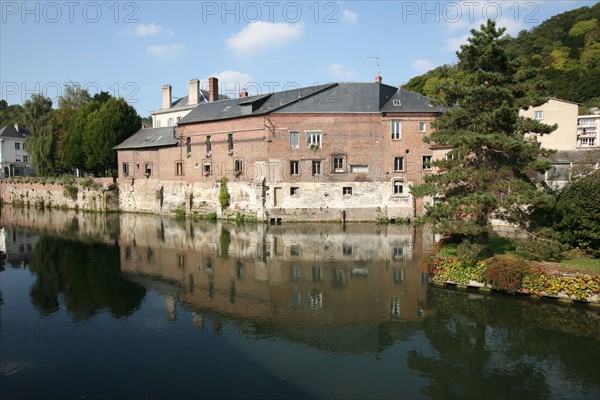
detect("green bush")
[554,171,600,257]
[63,183,78,200]
[219,177,230,211]
[174,208,186,219]
[512,228,567,261]
[456,240,487,263]
[207,211,217,221]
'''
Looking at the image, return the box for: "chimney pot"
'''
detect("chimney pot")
[375,75,382,84]
[208,77,219,102]
[239,90,249,98]
[162,84,172,109]
[188,78,199,106]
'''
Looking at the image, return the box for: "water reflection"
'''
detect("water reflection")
[1,206,599,399]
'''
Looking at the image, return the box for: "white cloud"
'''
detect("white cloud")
[411,59,435,72]
[201,71,256,96]
[225,21,304,56]
[342,10,358,24]
[444,34,470,53]
[326,64,358,80]
[147,43,185,59]
[124,22,174,37]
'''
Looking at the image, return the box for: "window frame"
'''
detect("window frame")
[534,111,544,120]
[227,133,233,152]
[333,156,345,173]
[422,155,433,171]
[306,131,322,149]
[206,135,212,153]
[419,121,426,132]
[391,120,401,140]
[393,180,405,195]
[342,186,352,196]
[290,160,300,176]
[144,162,153,177]
[394,156,404,172]
[312,160,321,176]
[289,131,299,149]
[176,161,184,176]
[290,187,299,196]
[234,159,243,174]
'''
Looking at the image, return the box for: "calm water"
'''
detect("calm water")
[1,206,599,400]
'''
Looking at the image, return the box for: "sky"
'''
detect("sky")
[1,0,597,117]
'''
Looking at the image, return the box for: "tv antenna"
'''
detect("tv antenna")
[368,55,381,75]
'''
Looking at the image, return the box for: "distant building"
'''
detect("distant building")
[576,114,599,149]
[150,77,229,128]
[519,98,580,151]
[0,124,34,177]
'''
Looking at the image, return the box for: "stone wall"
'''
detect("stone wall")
[0,179,118,212]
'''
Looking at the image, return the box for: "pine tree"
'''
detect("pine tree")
[411,20,556,257]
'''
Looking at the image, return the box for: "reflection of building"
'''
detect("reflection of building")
[0,124,34,177]
[117,217,433,329]
[0,226,38,267]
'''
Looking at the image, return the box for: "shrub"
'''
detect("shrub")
[554,171,600,257]
[63,183,78,200]
[207,211,217,221]
[174,208,186,219]
[484,257,529,293]
[219,177,230,211]
[456,240,487,263]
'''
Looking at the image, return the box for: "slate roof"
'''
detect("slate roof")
[178,82,447,125]
[168,90,230,109]
[0,124,31,139]
[113,126,178,150]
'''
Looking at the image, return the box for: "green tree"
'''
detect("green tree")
[82,97,140,175]
[554,171,600,257]
[23,94,56,176]
[53,84,91,170]
[219,177,231,211]
[0,101,25,127]
[411,21,556,257]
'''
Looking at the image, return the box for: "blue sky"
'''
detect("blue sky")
[1,0,597,117]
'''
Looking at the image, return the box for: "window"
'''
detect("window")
[419,121,426,132]
[307,131,322,149]
[186,137,191,154]
[342,244,352,256]
[23,155,28,162]
[394,156,404,172]
[333,156,345,173]
[15,142,20,150]
[123,163,130,176]
[534,111,544,120]
[290,160,299,176]
[312,160,321,176]
[234,159,243,174]
[15,158,20,162]
[176,161,183,176]
[393,180,404,195]
[312,266,322,282]
[350,164,369,173]
[391,120,401,140]
[343,187,352,195]
[423,156,433,170]
[203,162,211,176]
[145,163,152,177]
[290,187,299,196]
[228,133,233,152]
[177,116,181,122]
[206,136,211,153]
[579,118,594,126]
[289,131,299,148]
[392,246,403,260]
[168,117,174,126]
[580,138,596,146]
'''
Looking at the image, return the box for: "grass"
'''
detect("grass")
[439,236,599,275]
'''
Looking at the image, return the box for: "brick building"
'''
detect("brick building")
[115,77,447,221]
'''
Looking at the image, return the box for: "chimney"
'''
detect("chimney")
[208,77,219,102]
[375,75,382,84]
[188,79,199,106]
[239,90,249,98]
[13,123,19,132]
[162,84,172,109]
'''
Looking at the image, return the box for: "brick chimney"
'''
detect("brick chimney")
[162,84,172,109]
[239,90,249,98]
[208,77,219,102]
[188,79,199,106]
[375,75,382,84]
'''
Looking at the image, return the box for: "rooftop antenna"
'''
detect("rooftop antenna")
[367,55,381,75]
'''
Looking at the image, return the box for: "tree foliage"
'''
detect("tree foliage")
[53,84,91,170]
[0,100,25,127]
[82,97,140,175]
[405,3,600,111]
[23,94,56,176]
[554,171,600,257]
[411,21,556,255]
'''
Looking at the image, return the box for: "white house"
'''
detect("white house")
[0,124,33,177]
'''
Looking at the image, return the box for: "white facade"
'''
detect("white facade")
[0,124,33,177]
[519,98,580,151]
[577,115,599,149]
